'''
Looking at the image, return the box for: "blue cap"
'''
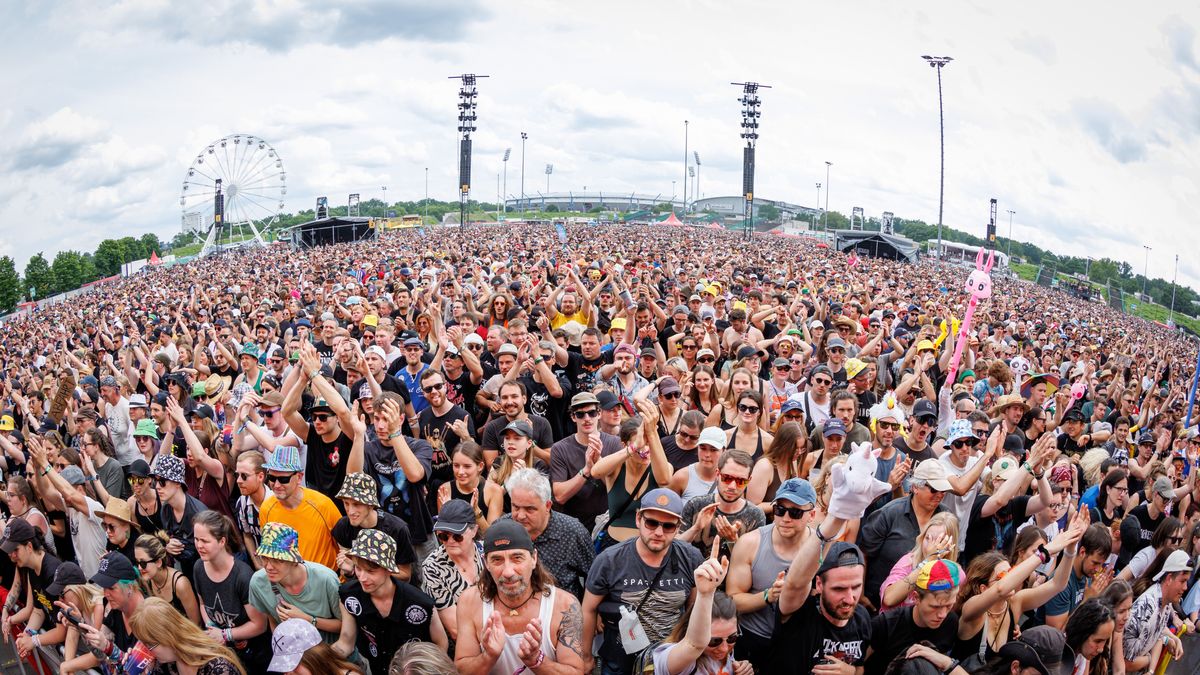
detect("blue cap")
[774,478,817,507]
[780,397,804,415]
[638,488,684,519]
[823,418,847,438]
[1137,430,1156,445]
[264,446,303,473]
[402,337,424,348]
[295,318,312,328]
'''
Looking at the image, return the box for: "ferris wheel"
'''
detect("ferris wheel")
[179,135,286,256]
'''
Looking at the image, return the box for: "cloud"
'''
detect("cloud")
[6,107,106,171]
[1010,33,1058,66]
[1162,16,1200,73]
[1070,99,1149,163]
[80,0,489,53]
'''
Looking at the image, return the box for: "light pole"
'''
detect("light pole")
[450,73,486,235]
[545,164,553,193]
[683,120,689,213]
[672,180,677,206]
[922,55,953,262]
[815,182,822,230]
[520,132,527,212]
[1143,245,1152,296]
[424,167,428,222]
[823,161,831,234]
[734,81,769,241]
[382,186,387,217]
[694,152,702,204]
[502,147,510,213]
[1170,254,1179,325]
[1006,209,1015,260]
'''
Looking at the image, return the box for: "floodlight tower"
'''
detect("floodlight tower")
[451,73,488,234]
[733,81,770,241]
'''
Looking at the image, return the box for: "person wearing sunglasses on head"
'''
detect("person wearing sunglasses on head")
[582,488,705,675]
[678,450,765,562]
[548,392,623,533]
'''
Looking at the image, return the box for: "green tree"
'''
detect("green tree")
[139,233,163,258]
[23,253,52,301]
[0,256,20,313]
[93,239,128,277]
[758,204,780,222]
[50,250,95,293]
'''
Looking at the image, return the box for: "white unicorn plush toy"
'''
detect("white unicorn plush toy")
[828,441,893,520]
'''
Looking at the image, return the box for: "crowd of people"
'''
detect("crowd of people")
[0,221,1196,675]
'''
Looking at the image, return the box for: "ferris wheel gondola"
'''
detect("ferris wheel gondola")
[179,135,286,256]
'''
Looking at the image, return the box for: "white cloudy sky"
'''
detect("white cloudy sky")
[2,1,1198,290]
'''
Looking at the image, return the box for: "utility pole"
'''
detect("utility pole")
[1006,209,1015,261]
[823,161,832,234]
[520,132,528,212]
[1143,245,1152,297]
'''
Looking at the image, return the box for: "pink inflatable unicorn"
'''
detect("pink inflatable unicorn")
[946,248,994,386]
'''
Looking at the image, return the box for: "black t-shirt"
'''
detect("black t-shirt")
[443,369,479,417]
[480,415,555,454]
[962,494,1031,566]
[1057,433,1087,457]
[855,391,879,429]
[769,593,872,674]
[1119,504,1165,568]
[26,554,63,627]
[567,352,606,395]
[660,435,699,472]
[519,372,570,441]
[102,605,137,653]
[894,436,936,464]
[417,405,475,504]
[192,558,271,669]
[339,579,434,675]
[331,511,417,572]
[304,427,353,497]
[866,606,959,675]
[361,434,434,544]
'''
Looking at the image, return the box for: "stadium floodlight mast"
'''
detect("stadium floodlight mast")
[451,73,488,234]
[502,148,511,213]
[823,161,832,235]
[683,120,689,213]
[1143,245,1152,296]
[694,151,701,203]
[520,132,528,211]
[1006,209,1015,260]
[733,81,770,241]
[921,55,952,263]
[545,164,553,193]
[815,182,822,230]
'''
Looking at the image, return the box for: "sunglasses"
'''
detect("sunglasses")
[783,413,805,422]
[661,391,682,400]
[951,439,979,449]
[572,408,600,419]
[641,516,680,533]
[1168,536,1185,545]
[677,430,700,442]
[436,531,467,544]
[422,382,445,394]
[708,634,740,648]
[828,348,845,354]
[130,476,148,486]
[236,472,258,481]
[877,421,901,431]
[775,365,791,371]
[773,503,812,519]
[737,404,760,415]
[812,377,832,386]
[973,429,989,438]
[136,558,159,569]
[682,345,698,350]
[154,477,174,487]
[103,522,121,532]
[265,473,297,485]
[311,413,334,422]
[916,415,937,426]
[719,473,749,488]
[698,357,716,364]
[260,408,280,418]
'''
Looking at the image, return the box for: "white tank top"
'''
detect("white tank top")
[481,586,558,674]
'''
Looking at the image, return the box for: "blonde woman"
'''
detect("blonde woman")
[129,597,246,675]
[56,576,105,673]
[879,512,960,611]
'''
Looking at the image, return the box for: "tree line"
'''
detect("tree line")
[0,233,164,312]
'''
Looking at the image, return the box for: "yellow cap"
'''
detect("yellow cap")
[362,314,379,327]
[845,358,868,379]
[0,416,13,431]
[732,300,748,311]
[610,317,627,331]
[916,340,936,353]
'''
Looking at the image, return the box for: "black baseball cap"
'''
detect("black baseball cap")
[596,390,622,411]
[128,459,152,478]
[483,520,534,555]
[816,541,866,575]
[46,562,87,598]
[0,518,37,553]
[90,552,138,589]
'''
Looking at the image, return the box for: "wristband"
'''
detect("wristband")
[308,369,321,380]
[387,430,404,440]
[532,650,545,669]
[943,658,960,674]
[1022,462,1035,476]
[23,628,35,637]
[31,635,40,648]
[1036,544,1051,565]
[309,615,318,627]
[223,628,233,644]
[762,588,771,605]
